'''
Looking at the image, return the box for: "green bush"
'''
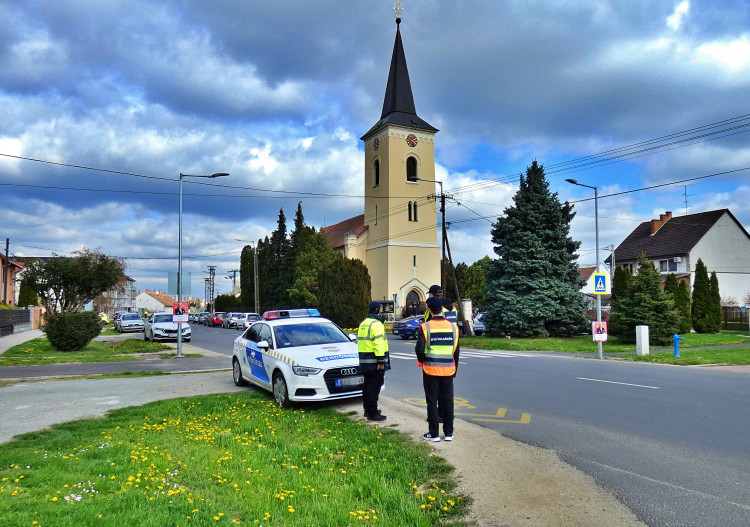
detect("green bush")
[45,311,102,351]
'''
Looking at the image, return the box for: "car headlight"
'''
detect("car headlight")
[292,366,322,377]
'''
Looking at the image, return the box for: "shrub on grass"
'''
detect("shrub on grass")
[45,311,102,351]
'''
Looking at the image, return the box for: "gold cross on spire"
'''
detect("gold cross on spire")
[394,1,403,21]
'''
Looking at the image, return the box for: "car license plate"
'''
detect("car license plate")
[335,375,364,387]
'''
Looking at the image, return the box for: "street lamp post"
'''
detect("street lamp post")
[177,172,229,358]
[565,178,603,360]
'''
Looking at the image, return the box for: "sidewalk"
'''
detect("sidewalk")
[0,331,230,379]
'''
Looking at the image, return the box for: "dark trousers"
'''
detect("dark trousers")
[362,370,385,417]
[423,372,454,436]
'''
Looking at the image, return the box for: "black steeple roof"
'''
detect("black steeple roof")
[361,19,438,140]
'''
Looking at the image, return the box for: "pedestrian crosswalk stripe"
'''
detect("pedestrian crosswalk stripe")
[388,351,534,360]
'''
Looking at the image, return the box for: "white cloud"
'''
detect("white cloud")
[667,1,690,31]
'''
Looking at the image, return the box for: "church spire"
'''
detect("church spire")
[361,14,437,140]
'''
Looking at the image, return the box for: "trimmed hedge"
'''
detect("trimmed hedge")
[45,311,102,351]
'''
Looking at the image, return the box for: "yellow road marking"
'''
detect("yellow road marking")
[403,398,531,424]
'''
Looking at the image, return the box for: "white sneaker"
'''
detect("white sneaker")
[422,433,440,442]
[444,435,453,441]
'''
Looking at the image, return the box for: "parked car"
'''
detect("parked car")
[205,312,226,327]
[473,313,485,336]
[392,315,423,339]
[197,312,208,324]
[116,312,144,333]
[143,312,191,342]
[243,312,262,329]
[224,312,246,329]
[112,311,128,326]
[231,309,363,407]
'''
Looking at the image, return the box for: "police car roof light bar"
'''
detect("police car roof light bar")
[262,308,321,320]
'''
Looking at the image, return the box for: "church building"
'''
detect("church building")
[323,14,440,318]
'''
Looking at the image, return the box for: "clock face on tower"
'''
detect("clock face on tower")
[373,138,379,151]
[406,134,418,147]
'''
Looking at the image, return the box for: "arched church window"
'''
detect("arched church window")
[406,156,418,182]
[374,159,380,187]
[408,201,412,221]
[375,205,378,225]
[413,201,418,221]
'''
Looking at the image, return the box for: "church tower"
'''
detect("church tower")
[360,14,440,312]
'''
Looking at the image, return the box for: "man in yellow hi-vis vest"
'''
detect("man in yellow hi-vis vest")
[415,296,460,441]
[358,301,391,422]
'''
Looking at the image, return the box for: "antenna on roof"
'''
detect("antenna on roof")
[394,1,403,23]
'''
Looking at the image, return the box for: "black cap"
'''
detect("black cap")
[368,301,381,312]
[428,285,443,295]
[426,296,443,312]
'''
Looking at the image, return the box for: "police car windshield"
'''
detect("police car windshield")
[273,322,349,349]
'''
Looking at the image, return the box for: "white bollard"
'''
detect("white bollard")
[635,325,650,356]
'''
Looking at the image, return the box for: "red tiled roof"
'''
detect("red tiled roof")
[579,265,596,282]
[322,214,367,249]
[145,290,175,307]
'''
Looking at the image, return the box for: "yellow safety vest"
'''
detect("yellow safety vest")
[357,317,389,372]
[421,319,458,376]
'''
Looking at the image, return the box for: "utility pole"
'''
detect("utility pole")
[226,269,239,293]
[207,266,217,312]
[444,224,473,337]
[204,278,210,311]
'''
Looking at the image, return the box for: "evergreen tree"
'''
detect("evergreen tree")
[287,230,335,306]
[610,266,633,311]
[17,281,39,306]
[664,273,692,334]
[265,209,291,308]
[256,237,274,312]
[239,244,257,311]
[691,258,713,333]
[484,161,586,337]
[609,254,679,345]
[709,271,723,332]
[317,254,371,328]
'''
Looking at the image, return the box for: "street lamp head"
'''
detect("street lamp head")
[210,172,230,178]
[565,178,579,185]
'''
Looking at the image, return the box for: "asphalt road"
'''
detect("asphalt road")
[383,335,750,527]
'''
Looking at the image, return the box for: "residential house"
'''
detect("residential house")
[579,264,611,320]
[96,276,137,316]
[1,253,24,306]
[608,209,750,303]
[136,289,176,314]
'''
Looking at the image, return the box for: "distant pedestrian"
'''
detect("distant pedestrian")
[416,296,460,442]
[424,284,445,322]
[357,301,391,421]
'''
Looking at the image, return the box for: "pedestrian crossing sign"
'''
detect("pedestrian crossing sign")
[593,272,609,295]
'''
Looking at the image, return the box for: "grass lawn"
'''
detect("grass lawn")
[620,346,750,365]
[0,393,466,526]
[462,330,750,354]
[0,338,171,367]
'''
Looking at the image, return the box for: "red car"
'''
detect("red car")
[205,312,226,327]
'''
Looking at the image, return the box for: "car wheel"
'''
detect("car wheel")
[400,334,410,340]
[233,358,248,386]
[273,373,291,408]
[184,338,191,342]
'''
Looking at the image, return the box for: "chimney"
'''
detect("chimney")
[650,211,672,235]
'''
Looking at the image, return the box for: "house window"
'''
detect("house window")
[373,160,380,187]
[406,156,418,182]
[659,259,677,272]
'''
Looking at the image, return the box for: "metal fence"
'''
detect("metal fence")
[0,308,31,336]
[722,306,749,331]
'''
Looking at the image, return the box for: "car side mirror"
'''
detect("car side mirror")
[257,340,270,350]
[348,333,357,342]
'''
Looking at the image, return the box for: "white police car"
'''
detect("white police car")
[231,309,364,407]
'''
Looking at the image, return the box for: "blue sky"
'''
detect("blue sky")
[2,0,749,298]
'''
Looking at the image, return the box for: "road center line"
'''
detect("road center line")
[576,377,660,389]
